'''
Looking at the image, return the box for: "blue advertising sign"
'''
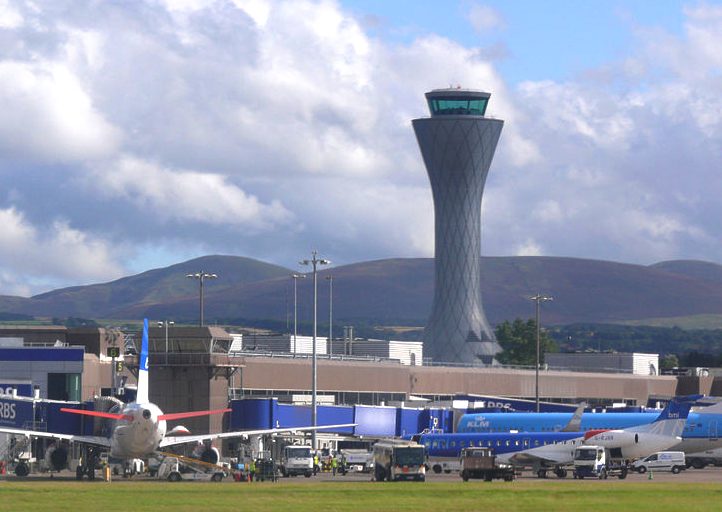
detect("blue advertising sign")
[0,382,33,397]
[0,397,34,428]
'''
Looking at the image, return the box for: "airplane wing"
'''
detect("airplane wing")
[160,423,357,448]
[0,426,111,448]
[507,451,565,467]
[560,402,587,432]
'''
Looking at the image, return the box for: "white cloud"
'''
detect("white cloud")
[1,0,722,296]
[467,4,505,32]
[0,207,124,294]
[0,61,120,162]
[90,156,293,231]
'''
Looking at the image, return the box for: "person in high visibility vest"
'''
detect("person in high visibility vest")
[313,454,319,476]
[249,459,256,482]
[331,456,338,476]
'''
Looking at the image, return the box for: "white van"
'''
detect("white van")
[632,451,686,474]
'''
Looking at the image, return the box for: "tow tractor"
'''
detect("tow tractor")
[573,446,628,480]
[459,447,515,482]
[156,452,226,482]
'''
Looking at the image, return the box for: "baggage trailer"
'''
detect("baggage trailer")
[459,447,515,482]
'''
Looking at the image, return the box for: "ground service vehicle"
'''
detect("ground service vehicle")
[157,456,225,482]
[373,441,426,482]
[279,445,313,477]
[340,448,374,473]
[632,451,686,474]
[573,446,628,479]
[459,447,515,482]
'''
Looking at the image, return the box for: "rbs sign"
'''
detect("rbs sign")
[0,401,15,419]
[0,399,33,428]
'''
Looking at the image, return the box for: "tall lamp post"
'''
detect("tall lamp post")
[529,293,553,412]
[186,271,217,326]
[291,274,306,344]
[158,320,174,364]
[325,275,333,343]
[300,251,330,450]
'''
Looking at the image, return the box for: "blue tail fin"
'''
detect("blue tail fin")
[136,318,149,404]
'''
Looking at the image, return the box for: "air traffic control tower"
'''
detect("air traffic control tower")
[413,88,503,364]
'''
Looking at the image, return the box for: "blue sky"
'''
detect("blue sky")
[1,0,722,296]
[343,0,687,83]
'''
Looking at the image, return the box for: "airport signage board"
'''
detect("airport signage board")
[0,397,34,428]
[0,381,33,397]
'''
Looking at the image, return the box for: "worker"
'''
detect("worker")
[249,458,256,482]
[313,453,319,475]
[331,455,338,476]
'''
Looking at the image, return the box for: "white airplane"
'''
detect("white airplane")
[582,397,699,459]
[0,319,353,478]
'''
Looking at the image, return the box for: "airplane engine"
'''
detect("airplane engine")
[193,443,220,465]
[45,443,69,471]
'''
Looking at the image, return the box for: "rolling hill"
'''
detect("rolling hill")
[2,255,722,330]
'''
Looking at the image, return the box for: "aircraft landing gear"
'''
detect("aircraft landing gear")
[75,447,99,481]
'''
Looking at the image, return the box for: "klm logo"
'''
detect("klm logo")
[466,418,490,429]
[667,413,680,419]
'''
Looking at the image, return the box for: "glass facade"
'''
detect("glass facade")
[427,96,488,116]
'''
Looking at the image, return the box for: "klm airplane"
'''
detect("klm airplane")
[457,400,722,454]
[419,398,695,478]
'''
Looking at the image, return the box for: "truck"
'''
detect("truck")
[459,447,515,482]
[157,456,225,482]
[372,440,426,482]
[573,446,628,480]
[279,445,314,478]
[339,448,374,473]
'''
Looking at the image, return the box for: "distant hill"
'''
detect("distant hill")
[0,255,292,318]
[2,255,722,330]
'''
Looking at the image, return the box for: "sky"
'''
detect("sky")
[1,0,722,297]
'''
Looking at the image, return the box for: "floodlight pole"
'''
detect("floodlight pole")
[186,271,218,326]
[300,251,330,451]
[529,293,553,412]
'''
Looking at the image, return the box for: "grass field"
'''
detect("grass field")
[3,481,722,512]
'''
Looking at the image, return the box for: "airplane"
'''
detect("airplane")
[416,397,695,478]
[457,399,722,454]
[0,319,354,479]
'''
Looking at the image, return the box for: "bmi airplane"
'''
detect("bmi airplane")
[0,319,353,478]
[457,399,722,454]
[418,397,695,477]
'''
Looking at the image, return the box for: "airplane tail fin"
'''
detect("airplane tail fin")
[561,402,587,432]
[136,318,150,404]
[631,395,698,437]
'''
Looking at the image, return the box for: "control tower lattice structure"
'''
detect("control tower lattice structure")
[413,89,503,364]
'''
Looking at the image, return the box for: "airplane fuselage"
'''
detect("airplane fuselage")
[110,402,166,459]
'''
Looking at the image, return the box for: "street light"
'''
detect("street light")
[325,275,333,343]
[300,251,330,451]
[291,274,306,343]
[529,293,553,412]
[186,271,217,326]
[158,320,175,362]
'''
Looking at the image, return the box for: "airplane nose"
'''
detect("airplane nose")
[143,409,152,420]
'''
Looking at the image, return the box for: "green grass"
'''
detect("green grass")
[3,481,722,512]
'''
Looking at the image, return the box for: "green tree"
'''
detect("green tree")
[660,354,679,370]
[495,318,558,366]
